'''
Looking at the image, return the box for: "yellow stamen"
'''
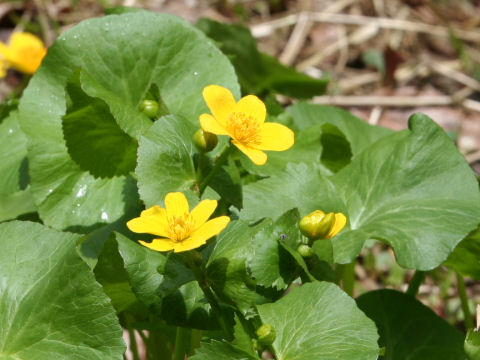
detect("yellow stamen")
[167,213,195,242]
[226,112,261,146]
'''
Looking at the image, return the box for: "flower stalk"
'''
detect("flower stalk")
[457,272,474,329]
[198,144,234,194]
[406,270,425,297]
[173,327,189,360]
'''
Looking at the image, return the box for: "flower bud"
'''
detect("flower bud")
[193,129,218,153]
[256,324,276,346]
[140,100,159,119]
[297,244,314,258]
[299,210,336,240]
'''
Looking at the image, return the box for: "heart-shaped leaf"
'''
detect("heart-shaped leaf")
[256,281,379,359]
[0,221,125,359]
[357,289,466,360]
[18,11,239,230]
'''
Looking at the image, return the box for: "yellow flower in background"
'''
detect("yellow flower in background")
[127,192,230,253]
[0,32,47,77]
[199,85,294,165]
[299,210,347,240]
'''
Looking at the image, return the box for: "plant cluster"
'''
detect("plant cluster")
[0,9,479,360]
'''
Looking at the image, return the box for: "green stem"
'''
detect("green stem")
[198,144,233,194]
[334,263,344,285]
[342,262,355,297]
[127,327,140,360]
[189,329,202,355]
[173,327,189,360]
[196,153,205,188]
[456,272,474,329]
[406,270,425,297]
[184,252,233,340]
[147,330,171,360]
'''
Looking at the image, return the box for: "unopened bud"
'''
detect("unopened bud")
[140,100,159,119]
[299,210,335,240]
[297,244,314,258]
[256,324,276,346]
[193,129,218,153]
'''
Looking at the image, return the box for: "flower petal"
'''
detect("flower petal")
[0,42,10,59]
[199,113,229,135]
[235,95,266,125]
[139,239,175,252]
[190,199,217,230]
[165,192,190,218]
[127,212,169,238]
[203,85,236,125]
[326,213,347,238]
[173,216,230,253]
[9,32,44,51]
[141,205,165,217]
[257,122,295,151]
[233,140,267,165]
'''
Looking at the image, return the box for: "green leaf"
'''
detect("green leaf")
[232,314,257,357]
[0,190,36,222]
[0,221,125,359]
[241,162,340,222]
[94,235,139,313]
[444,227,480,280]
[248,209,302,290]
[206,220,265,312]
[0,111,36,221]
[242,115,480,270]
[18,11,239,229]
[285,103,392,155]
[115,233,194,307]
[319,123,352,172]
[357,289,466,360]
[362,49,385,74]
[136,114,197,207]
[160,281,221,330]
[259,53,328,98]
[256,282,379,360]
[190,340,258,360]
[331,114,480,269]
[62,71,137,178]
[196,18,327,99]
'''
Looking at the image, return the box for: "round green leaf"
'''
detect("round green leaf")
[242,115,480,270]
[357,289,466,360]
[248,209,301,290]
[256,282,379,360]
[0,111,36,221]
[285,103,392,154]
[18,11,239,230]
[444,227,480,280]
[191,340,258,360]
[0,221,125,359]
[136,114,196,207]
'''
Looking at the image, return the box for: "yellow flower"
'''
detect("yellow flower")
[199,85,294,165]
[127,192,230,253]
[0,32,47,77]
[299,210,347,240]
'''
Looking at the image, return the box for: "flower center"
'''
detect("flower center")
[167,213,195,242]
[226,112,261,146]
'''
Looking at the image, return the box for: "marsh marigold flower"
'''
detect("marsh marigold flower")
[299,210,347,240]
[127,192,230,253]
[0,32,46,77]
[199,85,294,165]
